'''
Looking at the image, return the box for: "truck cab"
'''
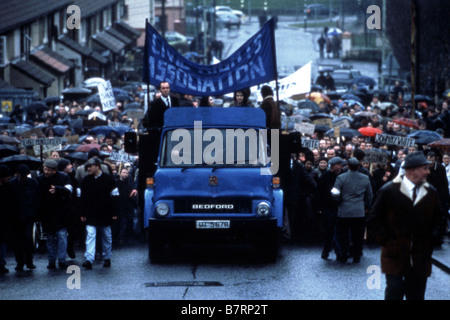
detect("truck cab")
[134,107,284,262]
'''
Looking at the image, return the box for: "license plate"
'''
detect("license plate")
[196,220,230,229]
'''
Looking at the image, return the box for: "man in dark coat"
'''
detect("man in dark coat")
[114,167,137,245]
[10,164,40,271]
[0,165,14,274]
[367,151,446,300]
[143,81,179,129]
[288,155,317,242]
[426,151,449,215]
[260,85,281,130]
[80,158,119,269]
[314,157,344,259]
[37,159,72,269]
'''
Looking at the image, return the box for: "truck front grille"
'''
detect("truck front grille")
[174,199,252,214]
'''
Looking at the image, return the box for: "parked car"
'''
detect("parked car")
[165,31,190,53]
[215,5,245,22]
[216,11,241,29]
[332,68,362,91]
[304,4,337,18]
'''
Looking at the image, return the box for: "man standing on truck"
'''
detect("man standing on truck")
[143,81,179,128]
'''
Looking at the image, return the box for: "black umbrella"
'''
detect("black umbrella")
[341,93,362,102]
[69,118,83,130]
[76,109,95,116]
[0,155,42,170]
[86,94,101,104]
[297,100,320,113]
[44,96,61,104]
[115,94,134,102]
[310,84,324,92]
[124,102,142,110]
[350,75,376,87]
[407,130,442,145]
[88,126,120,137]
[13,124,33,135]
[65,152,88,162]
[62,144,80,152]
[22,101,49,112]
[314,124,331,132]
[309,113,333,121]
[414,95,432,102]
[52,125,68,137]
[0,135,20,145]
[0,144,20,158]
[325,128,361,139]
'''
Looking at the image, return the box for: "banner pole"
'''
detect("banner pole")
[270,19,280,108]
[145,19,150,112]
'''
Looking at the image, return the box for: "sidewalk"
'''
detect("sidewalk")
[432,235,450,275]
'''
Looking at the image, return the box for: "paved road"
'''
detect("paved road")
[1,235,448,300]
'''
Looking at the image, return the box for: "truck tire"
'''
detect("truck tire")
[148,233,165,263]
[254,232,279,263]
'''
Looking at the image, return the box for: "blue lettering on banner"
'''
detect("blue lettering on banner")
[143,19,276,96]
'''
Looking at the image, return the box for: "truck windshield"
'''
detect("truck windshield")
[160,128,270,167]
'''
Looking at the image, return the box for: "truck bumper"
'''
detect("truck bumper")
[148,217,278,243]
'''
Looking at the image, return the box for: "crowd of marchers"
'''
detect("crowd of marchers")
[0,77,449,300]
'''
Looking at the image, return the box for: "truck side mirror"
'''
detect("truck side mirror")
[124,131,138,154]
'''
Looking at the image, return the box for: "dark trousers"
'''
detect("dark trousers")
[13,222,34,266]
[385,274,428,300]
[322,210,339,253]
[335,217,365,259]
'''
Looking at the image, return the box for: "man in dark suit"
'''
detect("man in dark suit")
[259,85,280,130]
[368,151,446,300]
[143,81,179,129]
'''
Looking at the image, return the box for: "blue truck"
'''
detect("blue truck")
[128,107,286,262]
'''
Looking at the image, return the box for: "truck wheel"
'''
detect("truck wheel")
[148,234,165,263]
[254,234,278,263]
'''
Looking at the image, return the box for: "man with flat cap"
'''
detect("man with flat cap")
[37,159,72,270]
[368,151,446,300]
[80,157,119,269]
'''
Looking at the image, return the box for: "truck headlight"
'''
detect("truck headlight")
[156,202,169,217]
[256,202,270,217]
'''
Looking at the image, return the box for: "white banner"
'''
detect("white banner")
[253,62,312,102]
[98,80,116,112]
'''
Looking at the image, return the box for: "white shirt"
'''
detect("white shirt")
[403,175,420,201]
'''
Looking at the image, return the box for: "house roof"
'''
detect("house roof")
[114,20,141,39]
[31,46,74,74]
[58,35,108,65]
[12,60,55,87]
[0,0,72,34]
[92,31,125,55]
[106,27,132,46]
[73,0,118,18]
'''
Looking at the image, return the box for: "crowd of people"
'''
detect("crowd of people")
[0,75,449,299]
